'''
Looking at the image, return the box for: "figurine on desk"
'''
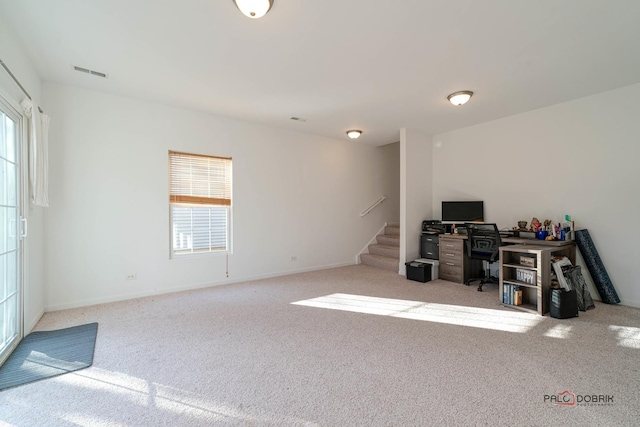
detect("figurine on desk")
[530,217,541,232]
[512,217,569,241]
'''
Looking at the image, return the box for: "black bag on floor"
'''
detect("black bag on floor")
[565,265,595,311]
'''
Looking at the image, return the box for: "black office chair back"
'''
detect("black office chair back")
[465,223,501,262]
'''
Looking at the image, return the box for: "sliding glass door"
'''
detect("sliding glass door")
[0,98,22,365]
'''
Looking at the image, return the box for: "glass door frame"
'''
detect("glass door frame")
[0,91,25,367]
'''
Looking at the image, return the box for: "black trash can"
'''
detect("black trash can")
[550,288,578,319]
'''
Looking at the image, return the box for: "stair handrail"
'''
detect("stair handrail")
[360,196,386,217]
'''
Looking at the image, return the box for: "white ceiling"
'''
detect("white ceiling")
[2,0,640,146]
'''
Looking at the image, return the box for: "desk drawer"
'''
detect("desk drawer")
[440,239,464,252]
[421,235,438,244]
[440,263,462,282]
[440,251,463,266]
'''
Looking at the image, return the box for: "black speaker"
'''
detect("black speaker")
[550,289,578,319]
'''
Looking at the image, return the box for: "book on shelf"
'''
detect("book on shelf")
[503,283,521,305]
[551,256,573,290]
[513,288,522,306]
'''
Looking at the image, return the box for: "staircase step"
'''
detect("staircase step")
[385,225,400,236]
[369,244,399,258]
[360,253,399,272]
[376,234,399,247]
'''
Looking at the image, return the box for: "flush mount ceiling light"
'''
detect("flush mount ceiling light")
[346,130,362,139]
[447,90,473,106]
[233,0,273,19]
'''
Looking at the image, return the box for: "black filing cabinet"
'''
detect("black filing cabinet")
[420,233,439,260]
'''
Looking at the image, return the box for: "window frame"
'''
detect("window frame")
[168,150,232,259]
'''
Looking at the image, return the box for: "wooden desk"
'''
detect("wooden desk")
[502,236,576,248]
[437,234,576,287]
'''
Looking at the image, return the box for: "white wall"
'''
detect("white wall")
[400,129,433,274]
[432,83,640,308]
[42,82,398,310]
[0,14,45,332]
[379,141,400,224]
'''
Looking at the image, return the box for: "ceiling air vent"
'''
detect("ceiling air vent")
[290,117,306,122]
[73,65,108,78]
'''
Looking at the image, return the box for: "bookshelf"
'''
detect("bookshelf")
[499,243,576,315]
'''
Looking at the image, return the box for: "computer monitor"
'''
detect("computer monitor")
[441,201,484,224]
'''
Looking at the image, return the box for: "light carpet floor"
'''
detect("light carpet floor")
[1,264,639,426]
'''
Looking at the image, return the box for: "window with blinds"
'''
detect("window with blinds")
[169,151,232,257]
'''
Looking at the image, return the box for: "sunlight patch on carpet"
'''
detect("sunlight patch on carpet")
[608,325,640,349]
[52,367,319,426]
[291,293,543,333]
[61,412,120,427]
[543,324,573,339]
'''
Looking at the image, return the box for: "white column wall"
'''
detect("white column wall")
[400,129,433,275]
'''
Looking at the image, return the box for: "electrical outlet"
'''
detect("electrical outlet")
[126,274,137,280]
[290,256,297,261]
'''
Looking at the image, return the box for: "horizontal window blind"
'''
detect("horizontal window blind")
[169,151,232,206]
[169,151,232,256]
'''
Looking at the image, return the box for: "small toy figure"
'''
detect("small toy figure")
[530,217,541,232]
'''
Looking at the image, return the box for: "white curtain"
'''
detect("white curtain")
[20,98,49,207]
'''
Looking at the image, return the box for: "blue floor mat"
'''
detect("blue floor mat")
[0,323,98,391]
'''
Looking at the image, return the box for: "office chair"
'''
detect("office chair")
[464,223,502,291]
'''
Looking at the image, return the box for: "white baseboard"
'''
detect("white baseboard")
[618,298,640,309]
[25,309,45,334]
[44,261,356,312]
